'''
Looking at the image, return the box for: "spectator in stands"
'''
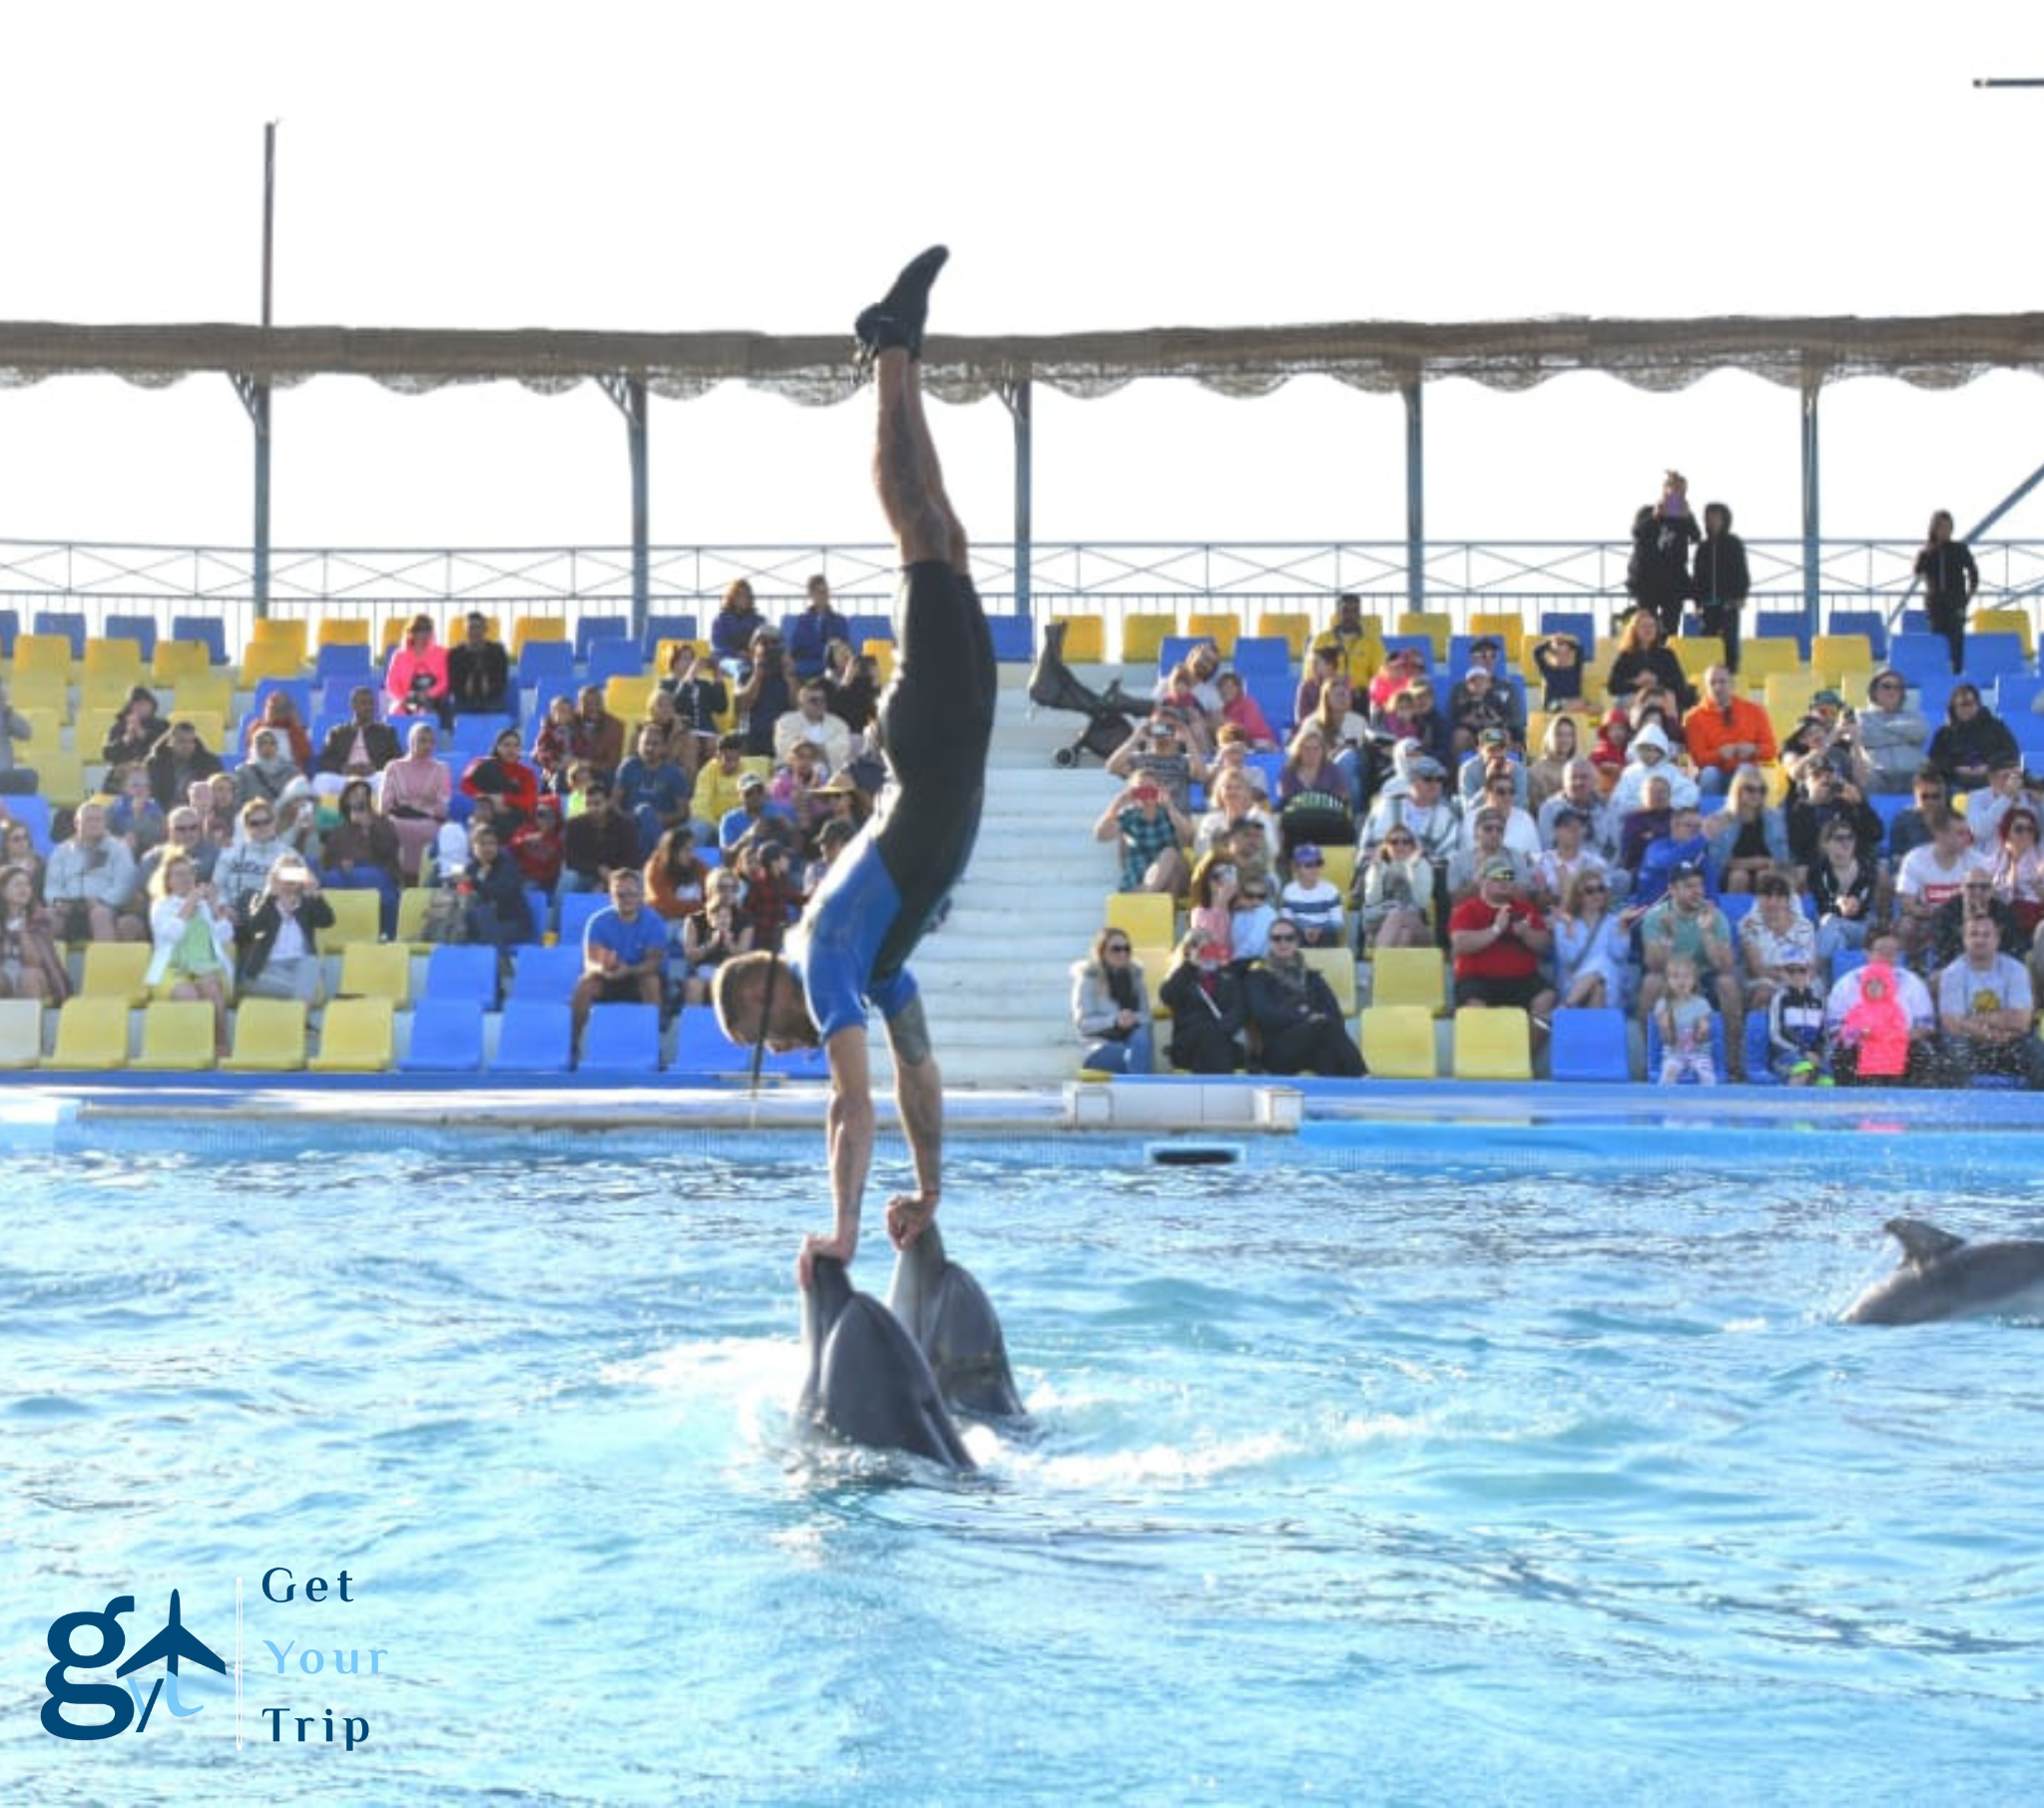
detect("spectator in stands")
[385,614,454,729]
[319,685,402,778]
[1373,677,1452,771]
[1934,908,2044,1087]
[1590,705,1633,790]
[375,720,452,884]
[1071,925,1155,1076]
[1618,771,1676,896]
[1246,918,1365,1077]
[1990,805,2044,938]
[146,720,225,813]
[1856,671,1930,793]
[319,777,402,937]
[774,679,855,769]
[143,853,237,1056]
[1786,760,1883,876]
[1526,714,1581,810]
[1275,724,1356,859]
[1449,638,1525,743]
[1096,777,1192,896]
[1159,932,1248,1073]
[456,820,534,952]
[719,770,796,858]
[1553,867,1631,1011]
[211,797,293,923]
[106,764,168,858]
[571,866,666,1051]
[820,638,881,742]
[1705,766,1789,894]
[508,796,564,896]
[1652,954,1717,1084]
[615,723,695,860]
[571,682,627,780]
[101,685,165,770]
[1447,805,1516,907]
[528,693,581,793]
[1194,767,1274,867]
[1539,757,1620,862]
[1895,806,1988,961]
[1448,857,1556,1026]
[1884,767,1949,866]
[235,853,332,1003]
[787,574,851,680]
[460,725,542,830]
[1367,646,1428,712]
[1356,825,1433,952]
[1609,721,1699,816]
[1741,872,1819,1012]
[1692,502,1752,672]
[1683,665,1777,800]
[1311,592,1378,686]
[1927,867,2026,973]
[1529,630,1586,714]
[661,646,731,777]
[0,861,68,1003]
[245,690,313,770]
[1360,754,1459,872]
[237,726,301,808]
[560,775,643,895]
[1825,929,1935,1085]
[635,688,690,771]
[1296,675,1371,806]
[1184,851,1241,960]
[734,839,801,951]
[1278,843,1343,949]
[1462,766,1540,861]
[1627,472,1700,637]
[1766,955,1829,1082]
[1214,669,1278,752]
[45,801,145,945]
[1530,805,1610,914]
[137,807,215,892]
[1,823,45,901]
[447,611,511,715]
[274,777,323,867]
[711,578,764,669]
[1958,753,2027,851]
[736,627,794,758]
[1916,509,1980,677]
[644,824,710,931]
[1210,723,1275,798]
[1926,684,2018,795]
[681,869,752,1006]
[0,680,33,796]
[1107,713,1209,814]
[682,730,749,843]
[1231,869,1277,961]
[1811,816,1876,970]
[768,738,833,847]
[1637,862,1743,1074]
[1605,609,1697,713]
[1154,651,1222,754]
[1295,645,1342,726]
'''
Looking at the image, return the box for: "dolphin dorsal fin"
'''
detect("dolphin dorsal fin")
[1884,1217,1967,1267]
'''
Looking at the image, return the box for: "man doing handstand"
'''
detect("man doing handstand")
[714,245,996,1283]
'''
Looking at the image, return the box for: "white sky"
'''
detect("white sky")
[1,0,2038,561]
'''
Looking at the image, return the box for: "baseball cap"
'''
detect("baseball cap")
[738,772,766,793]
[1292,843,1323,865]
[1481,857,1516,881]
[1811,687,1846,709]
[1669,860,1705,883]
[1408,755,1446,779]
[1552,805,1587,827]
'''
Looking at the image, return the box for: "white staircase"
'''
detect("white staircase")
[867,665,1126,1089]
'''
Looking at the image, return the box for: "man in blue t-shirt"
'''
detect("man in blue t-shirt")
[571,868,667,1054]
[714,245,995,1286]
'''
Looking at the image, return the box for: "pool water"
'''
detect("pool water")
[4,1126,2043,1805]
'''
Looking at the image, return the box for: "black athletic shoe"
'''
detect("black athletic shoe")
[853,243,949,370]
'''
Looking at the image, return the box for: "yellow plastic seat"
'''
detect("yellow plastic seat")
[249,617,309,661]
[76,669,135,714]
[1467,612,1527,663]
[1311,845,1357,898]
[1810,635,1873,684]
[1737,640,1801,688]
[1121,615,1177,666]
[130,1001,219,1072]
[152,640,215,684]
[220,999,307,1072]
[1359,1005,1438,1079]
[862,639,896,682]
[1105,891,1177,949]
[1972,609,2031,656]
[32,749,86,806]
[316,888,384,953]
[0,998,45,1069]
[336,941,413,1005]
[1184,611,1241,656]
[1764,672,1818,715]
[8,675,67,719]
[82,637,146,681]
[171,671,235,719]
[175,712,228,754]
[314,618,373,649]
[47,997,132,1070]
[1452,1005,1533,1080]
[1132,946,1175,1016]
[604,674,657,719]
[78,942,152,1006]
[307,997,395,1073]
[1256,612,1312,657]
[1369,946,1447,1015]
[1394,612,1452,660]
[239,642,303,684]
[16,707,63,753]
[510,616,571,661]
[1302,947,1358,1016]
[393,886,438,949]
[12,634,76,680]
[1049,616,1105,664]
[1676,635,1726,679]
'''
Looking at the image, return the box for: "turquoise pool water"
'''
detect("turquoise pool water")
[4,1122,2043,1805]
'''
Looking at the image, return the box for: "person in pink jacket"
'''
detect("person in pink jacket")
[384,614,453,728]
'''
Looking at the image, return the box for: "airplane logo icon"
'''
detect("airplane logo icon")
[116,1591,227,1680]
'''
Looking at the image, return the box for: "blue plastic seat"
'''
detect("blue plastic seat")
[0,608,17,657]
[1995,675,2044,716]
[506,944,583,1004]
[249,678,313,727]
[1547,1008,1632,1083]
[986,614,1034,663]
[555,891,611,949]
[516,642,577,690]
[3,793,54,852]
[1751,616,1811,658]
[1742,1013,1781,1087]
[642,613,698,659]
[1539,611,1597,647]
[1963,635,2028,686]
[32,610,88,657]
[671,1005,826,1082]
[487,1001,574,1073]
[1379,634,1434,671]
[585,640,646,687]
[1230,636,1292,677]
[844,613,895,649]
[104,614,160,661]
[423,945,501,1007]
[521,887,551,943]
[1824,610,1888,660]
[313,643,374,682]
[169,615,229,666]
[397,1000,486,1074]
[574,617,632,664]
[1886,636,1951,686]
[1717,892,1757,931]
[577,1002,662,1075]
[450,712,517,756]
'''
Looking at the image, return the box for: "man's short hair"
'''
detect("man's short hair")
[718,731,748,753]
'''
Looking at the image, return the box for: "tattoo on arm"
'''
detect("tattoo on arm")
[887,997,933,1068]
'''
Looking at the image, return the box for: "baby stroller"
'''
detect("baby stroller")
[1027,621,1141,767]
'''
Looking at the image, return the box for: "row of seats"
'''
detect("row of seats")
[0,997,822,1079]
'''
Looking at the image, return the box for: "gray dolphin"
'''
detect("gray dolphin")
[886,1222,1029,1421]
[1842,1217,2044,1325]
[799,1255,974,1470]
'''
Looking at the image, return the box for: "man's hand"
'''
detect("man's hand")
[885,1190,938,1251]
[795,1229,854,1291]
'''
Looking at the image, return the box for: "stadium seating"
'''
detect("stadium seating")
[397,1000,487,1074]
[577,1002,662,1075]
[316,889,383,953]
[1359,1005,1437,1079]
[1368,947,1446,1015]
[130,1002,218,1072]
[1301,947,1357,1016]
[78,944,152,1006]
[488,1000,573,1073]
[1547,1008,1632,1083]
[1122,616,1176,666]
[307,998,395,1073]
[336,943,413,1005]
[1452,1007,1533,1081]
[1105,892,1177,949]
[220,1000,307,1072]
[47,998,132,1069]
[422,945,501,1007]
[0,998,45,1069]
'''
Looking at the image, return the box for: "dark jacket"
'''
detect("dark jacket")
[1915,539,1979,613]
[447,641,511,711]
[1628,508,1699,615]
[462,853,535,947]
[1159,961,1247,1073]
[319,718,403,775]
[145,739,226,812]
[1786,793,1882,870]
[1692,528,1752,607]
[1605,646,1698,714]
[786,606,851,680]
[562,808,641,883]
[236,891,335,985]
[1926,708,2019,788]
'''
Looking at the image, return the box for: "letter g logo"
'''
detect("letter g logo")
[42,1597,136,1740]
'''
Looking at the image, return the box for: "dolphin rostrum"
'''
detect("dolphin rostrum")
[887,1221,1029,1421]
[799,1254,974,1470]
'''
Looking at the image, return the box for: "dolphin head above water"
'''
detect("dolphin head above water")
[799,1254,974,1471]
[1842,1217,2044,1326]
[886,1222,1029,1421]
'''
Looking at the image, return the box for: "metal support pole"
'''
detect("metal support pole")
[598,373,651,639]
[1401,376,1425,615]
[1002,378,1033,621]
[1800,381,1821,635]
[241,121,278,620]
[1967,456,2044,541]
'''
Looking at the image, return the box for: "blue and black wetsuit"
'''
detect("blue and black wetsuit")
[783,562,998,1039]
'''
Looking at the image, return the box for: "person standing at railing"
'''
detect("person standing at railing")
[1915,510,1979,677]
[1626,471,1700,638]
[1692,502,1752,674]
